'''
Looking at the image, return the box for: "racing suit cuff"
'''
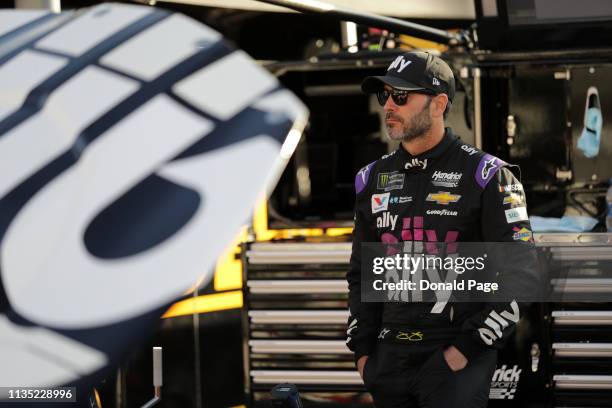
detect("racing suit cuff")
[353,342,374,364]
[451,332,488,361]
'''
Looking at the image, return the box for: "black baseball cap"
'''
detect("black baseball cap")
[362,51,455,102]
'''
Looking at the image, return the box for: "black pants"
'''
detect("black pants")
[362,341,497,408]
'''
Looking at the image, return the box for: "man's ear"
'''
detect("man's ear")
[432,94,448,118]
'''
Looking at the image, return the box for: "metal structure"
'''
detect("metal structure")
[242,235,612,407]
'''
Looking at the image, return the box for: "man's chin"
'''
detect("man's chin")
[384,128,404,141]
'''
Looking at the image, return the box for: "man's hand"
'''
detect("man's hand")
[357,355,369,379]
[443,346,467,372]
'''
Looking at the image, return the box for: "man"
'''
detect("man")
[346,51,538,407]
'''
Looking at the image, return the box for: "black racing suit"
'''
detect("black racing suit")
[346,128,539,407]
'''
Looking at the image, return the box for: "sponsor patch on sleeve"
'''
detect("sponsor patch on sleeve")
[498,183,523,193]
[505,207,528,223]
[512,226,533,242]
[475,154,505,188]
[355,161,375,194]
[503,192,525,207]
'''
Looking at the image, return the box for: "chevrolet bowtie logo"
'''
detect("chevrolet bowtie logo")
[503,193,523,206]
[426,191,461,205]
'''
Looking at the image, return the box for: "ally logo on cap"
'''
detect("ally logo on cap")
[388,56,412,73]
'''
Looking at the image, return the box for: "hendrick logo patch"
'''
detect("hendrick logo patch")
[431,171,462,188]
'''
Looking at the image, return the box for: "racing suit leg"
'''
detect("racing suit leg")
[363,342,419,408]
[365,341,497,408]
[419,349,497,408]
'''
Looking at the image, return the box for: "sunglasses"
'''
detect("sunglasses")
[376,88,435,106]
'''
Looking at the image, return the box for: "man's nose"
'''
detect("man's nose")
[384,96,397,112]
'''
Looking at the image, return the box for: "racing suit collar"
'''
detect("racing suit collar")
[399,127,456,171]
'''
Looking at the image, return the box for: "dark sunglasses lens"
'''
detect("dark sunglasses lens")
[376,90,389,106]
[391,92,408,105]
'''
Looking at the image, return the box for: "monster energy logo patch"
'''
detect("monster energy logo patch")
[377,172,405,191]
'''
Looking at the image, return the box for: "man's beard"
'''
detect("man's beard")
[385,98,432,142]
